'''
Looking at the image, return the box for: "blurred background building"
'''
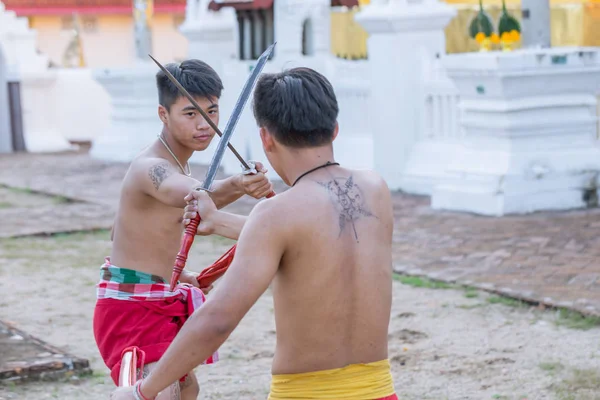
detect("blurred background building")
[3,0,599,67]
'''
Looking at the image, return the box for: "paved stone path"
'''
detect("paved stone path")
[0,320,90,383]
[1,152,599,317]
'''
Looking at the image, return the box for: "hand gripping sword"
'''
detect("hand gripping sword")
[151,43,277,291]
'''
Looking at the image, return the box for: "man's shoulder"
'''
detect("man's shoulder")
[246,191,298,225]
[131,155,174,171]
[121,156,176,192]
[130,156,176,180]
[345,168,389,192]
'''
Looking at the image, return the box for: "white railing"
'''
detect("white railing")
[423,78,461,141]
[421,57,462,141]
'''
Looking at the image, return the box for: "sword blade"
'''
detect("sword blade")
[200,42,276,191]
[148,54,250,169]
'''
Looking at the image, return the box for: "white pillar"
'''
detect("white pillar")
[90,64,161,161]
[252,10,262,59]
[0,2,72,153]
[521,0,551,48]
[0,43,11,153]
[179,2,236,77]
[177,1,238,166]
[265,8,274,49]
[243,12,252,59]
[355,0,456,190]
[432,48,600,216]
[20,70,73,153]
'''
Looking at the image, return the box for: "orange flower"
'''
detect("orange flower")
[490,33,500,44]
[509,30,521,41]
[475,32,486,43]
[501,31,511,42]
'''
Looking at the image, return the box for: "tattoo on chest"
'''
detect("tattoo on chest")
[149,162,172,190]
[318,175,376,242]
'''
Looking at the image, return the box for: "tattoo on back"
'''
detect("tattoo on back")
[318,175,376,242]
[149,161,172,190]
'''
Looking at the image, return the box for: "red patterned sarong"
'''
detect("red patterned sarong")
[92,258,218,385]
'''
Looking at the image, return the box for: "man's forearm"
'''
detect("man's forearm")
[208,175,244,209]
[211,211,247,240]
[140,311,232,398]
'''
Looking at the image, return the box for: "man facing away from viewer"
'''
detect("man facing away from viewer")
[94,59,274,400]
[111,66,397,400]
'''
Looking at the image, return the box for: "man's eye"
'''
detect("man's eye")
[209,110,218,115]
[186,112,195,117]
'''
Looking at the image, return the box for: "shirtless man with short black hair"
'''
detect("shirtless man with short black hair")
[94,59,273,400]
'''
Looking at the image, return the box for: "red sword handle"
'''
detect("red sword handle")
[169,213,201,291]
[169,189,276,292]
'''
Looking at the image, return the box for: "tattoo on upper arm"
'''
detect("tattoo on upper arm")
[149,161,173,190]
[318,175,377,242]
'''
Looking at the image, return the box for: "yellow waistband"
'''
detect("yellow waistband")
[268,359,395,400]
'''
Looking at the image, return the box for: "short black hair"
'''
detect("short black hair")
[252,67,339,148]
[156,59,223,111]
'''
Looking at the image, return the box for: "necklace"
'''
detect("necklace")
[292,161,340,187]
[157,134,192,177]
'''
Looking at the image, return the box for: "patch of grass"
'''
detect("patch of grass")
[464,287,479,298]
[52,195,72,204]
[0,201,13,208]
[1,184,77,205]
[0,230,112,269]
[50,229,111,241]
[393,274,455,289]
[540,361,565,373]
[7,186,32,195]
[569,369,600,390]
[89,369,107,384]
[486,295,527,308]
[554,308,600,331]
[457,303,483,310]
[554,368,600,400]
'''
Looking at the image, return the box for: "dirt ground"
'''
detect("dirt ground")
[0,231,599,400]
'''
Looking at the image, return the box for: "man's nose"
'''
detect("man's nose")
[196,116,210,130]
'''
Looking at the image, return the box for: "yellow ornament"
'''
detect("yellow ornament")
[509,30,520,42]
[475,32,486,44]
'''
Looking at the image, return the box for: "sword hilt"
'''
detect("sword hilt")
[242,161,276,199]
[118,346,145,387]
[169,213,201,291]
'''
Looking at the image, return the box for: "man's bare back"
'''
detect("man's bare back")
[270,166,393,374]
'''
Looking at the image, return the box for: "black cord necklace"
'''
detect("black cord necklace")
[292,161,340,187]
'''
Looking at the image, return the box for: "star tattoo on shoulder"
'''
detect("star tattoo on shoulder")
[149,161,173,190]
[318,175,377,242]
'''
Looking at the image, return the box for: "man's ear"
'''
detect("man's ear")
[158,105,168,124]
[260,127,275,153]
[332,122,339,142]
